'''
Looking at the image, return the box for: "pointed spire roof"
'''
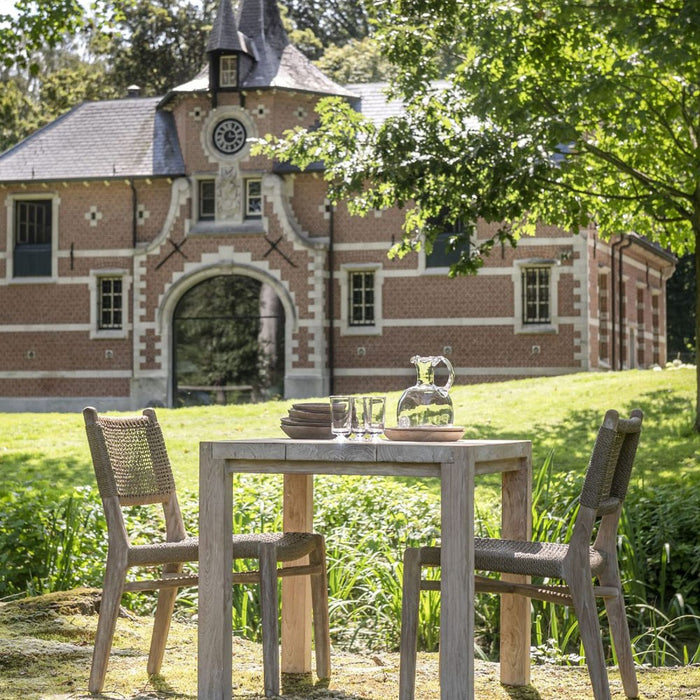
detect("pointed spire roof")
[207,0,252,55]
[238,0,288,52]
[167,0,356,100]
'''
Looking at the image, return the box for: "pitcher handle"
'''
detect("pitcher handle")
[433,355,454,393]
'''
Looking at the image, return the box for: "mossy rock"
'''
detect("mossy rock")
[0,588,101,623]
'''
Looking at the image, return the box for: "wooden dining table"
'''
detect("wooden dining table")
[198,437,532,699]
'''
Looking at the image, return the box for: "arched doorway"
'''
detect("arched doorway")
[172,274,285,406]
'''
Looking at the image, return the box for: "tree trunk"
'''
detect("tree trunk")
[695,231,700,432]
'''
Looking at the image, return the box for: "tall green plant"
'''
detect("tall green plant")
[0,485,106,599]
[3,450,699,667]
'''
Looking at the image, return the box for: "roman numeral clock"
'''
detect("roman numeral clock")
[212,118,247,154]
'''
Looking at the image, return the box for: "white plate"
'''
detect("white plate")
[288,408,331,422]
[291,402,332,414]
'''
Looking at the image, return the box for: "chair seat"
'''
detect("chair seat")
[249,532,322,561]
[128,532,320,567]
[474,537,606,579]
[128,537,199,566]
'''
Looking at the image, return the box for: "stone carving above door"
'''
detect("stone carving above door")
[216,167,241,221]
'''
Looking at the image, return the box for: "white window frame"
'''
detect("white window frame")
[245,178,262,218]
[90,269,130,339]
[220,55,238,87]
[339,264,383,336]
[5,193,60,282]
[419,216,475,276]
[513,259,559,334]
[97,276,124,330]
[197,177,216,221]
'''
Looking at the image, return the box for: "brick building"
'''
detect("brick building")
[0,0,676,411]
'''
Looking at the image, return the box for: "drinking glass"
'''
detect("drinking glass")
[329,395,352,441]
[351,396,367,441]
[364,395,386,441]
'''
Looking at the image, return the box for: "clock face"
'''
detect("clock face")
[212,118,247,154]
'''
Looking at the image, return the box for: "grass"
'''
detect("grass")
[0,367,695,495]
[0,366,698,694]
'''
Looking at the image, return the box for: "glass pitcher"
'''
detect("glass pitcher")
[397,355,455,427]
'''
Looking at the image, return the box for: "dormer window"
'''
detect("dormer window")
[220,55,238,87]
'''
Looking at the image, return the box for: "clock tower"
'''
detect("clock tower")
[206,0,254,106]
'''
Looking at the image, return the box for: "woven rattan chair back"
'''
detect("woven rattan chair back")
[579,408,643,518]
[85,407,177,507]
[566,408,643,575]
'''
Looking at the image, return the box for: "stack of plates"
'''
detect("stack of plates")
[280,402,333,440]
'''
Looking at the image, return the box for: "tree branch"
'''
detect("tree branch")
[535,173,693,221]
[580,139,693,201]
[610,77,697,161]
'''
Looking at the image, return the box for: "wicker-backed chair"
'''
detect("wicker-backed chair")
[399,409,643,700]
[83,406,330,697]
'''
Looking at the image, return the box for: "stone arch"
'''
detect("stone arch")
[158,262,297,406]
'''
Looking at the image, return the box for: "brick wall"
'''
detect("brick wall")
[0,86,675,409]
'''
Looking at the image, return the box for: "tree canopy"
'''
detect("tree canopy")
[314,36,391,83]
[258,0,700,430]
[283,0,370,58]
[0,0,84,73]
[93,0,211,96]
[0,0,211,149]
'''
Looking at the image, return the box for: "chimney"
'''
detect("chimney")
[127,85,141,98]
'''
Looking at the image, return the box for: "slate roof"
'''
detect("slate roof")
[165,0,356,101]
[235,0,351,94]
[166,44,356,100]
[345,83,407,125]
[0,97,184,183]
[207,0,251,55]
[0,80,462,184]
[345,80,458,126]
[247,43,356,96]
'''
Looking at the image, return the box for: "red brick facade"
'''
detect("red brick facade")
[0,4,676,411]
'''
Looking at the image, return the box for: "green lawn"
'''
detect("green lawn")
[0,367,697,669]
[0,367,695,494]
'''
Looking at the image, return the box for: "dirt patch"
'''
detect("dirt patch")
[1,590,698,699]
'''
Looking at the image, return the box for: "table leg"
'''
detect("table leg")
[282,473,314,673]
[499,453,533,686]
[440,454,474,700]
[198,442,233,700]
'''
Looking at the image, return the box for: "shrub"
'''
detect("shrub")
[0,485,106,598]
[2,457,698,667]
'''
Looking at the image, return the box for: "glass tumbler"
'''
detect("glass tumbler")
[329,395,352,441]
[364,395,386,441]
[351,396,367,441]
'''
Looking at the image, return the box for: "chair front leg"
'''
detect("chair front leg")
[259,543,280,698]
[399,548,423,700]
[309,535,331,680]
[147,562,183,676]
[568,568,611,700]
[90,559,127,693]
